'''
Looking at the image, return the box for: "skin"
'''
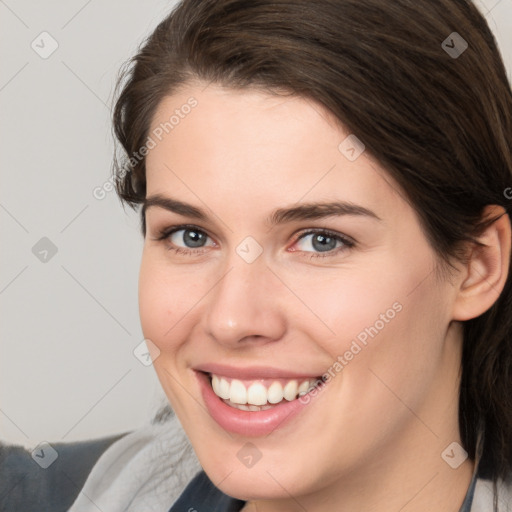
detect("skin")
[139,82,510,511]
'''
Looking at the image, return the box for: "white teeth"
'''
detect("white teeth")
[210,374,318,406]
[212,375,221,396]
[267,381,284,404]
[283,380,298,401]
[229,379,247,404]
[218,378,230,400]
[211,375,231,400]
[298,380,311,396]
[247,383,268,405]
[224,400,274,412]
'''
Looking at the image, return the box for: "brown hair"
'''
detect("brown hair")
[112,0,512,502]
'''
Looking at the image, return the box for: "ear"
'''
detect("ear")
[452,205,511,321]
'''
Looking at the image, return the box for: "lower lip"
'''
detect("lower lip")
[196,371,316,437]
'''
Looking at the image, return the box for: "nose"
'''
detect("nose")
[203,256,287,347]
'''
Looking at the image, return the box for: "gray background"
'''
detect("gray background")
[1,0,511,448]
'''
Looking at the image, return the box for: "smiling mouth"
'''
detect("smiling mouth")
[207,373,321,411]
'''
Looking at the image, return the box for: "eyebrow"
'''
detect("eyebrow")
[142,194,381,232]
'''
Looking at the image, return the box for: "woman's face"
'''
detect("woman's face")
[140,83,465,502]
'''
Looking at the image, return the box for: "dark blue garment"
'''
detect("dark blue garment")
[169,464,481,512]
[169,470,246,512]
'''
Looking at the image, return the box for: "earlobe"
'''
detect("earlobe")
[452,205,511,321]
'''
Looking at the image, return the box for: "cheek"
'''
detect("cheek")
[138,252,204,411]
[334,270,451,424]
[139,255,168,344]
[138,250,218,359]
[284,262,407,359]
[297,249,449,394]
[138,251,191,353]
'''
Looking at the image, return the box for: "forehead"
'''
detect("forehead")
[145,84,403,218]
[147,84,343,163]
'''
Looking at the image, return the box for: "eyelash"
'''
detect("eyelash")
[154,224,355,259]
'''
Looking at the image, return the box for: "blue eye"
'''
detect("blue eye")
[157,225,215,256]
[156,225,354,259]
[168,227,212,248]
[293,230,354,258]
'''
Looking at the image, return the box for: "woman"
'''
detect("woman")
[2,0,511,510]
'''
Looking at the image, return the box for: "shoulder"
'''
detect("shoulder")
[0,434,126,512]
[1,412,202,512]
[470,449,512,511]
[472,474,512,511]
[68,413,202,512]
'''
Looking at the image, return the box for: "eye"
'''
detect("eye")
[168,227,211,248]
[292,229,354,258]
[154,225,354,259]
[156,225,216,255]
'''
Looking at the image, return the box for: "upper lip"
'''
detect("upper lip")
[194,363,320,380]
